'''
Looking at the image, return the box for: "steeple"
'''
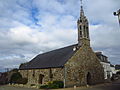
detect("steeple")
[80,0,84,16]
[77,0,90,47]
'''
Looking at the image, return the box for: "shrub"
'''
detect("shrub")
[40,85,49,89]
[40,80,64,89]
[10,72,22,84]
[40,84,59,89]
[53,81,64,88]
[10,72,28,84]
[48,83,59,89]
[47,81,53,85]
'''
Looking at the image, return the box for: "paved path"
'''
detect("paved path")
[0,80,120,90]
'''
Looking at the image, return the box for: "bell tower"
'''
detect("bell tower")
[77,0,90,47]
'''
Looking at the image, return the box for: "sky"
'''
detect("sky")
[0,0,120,72]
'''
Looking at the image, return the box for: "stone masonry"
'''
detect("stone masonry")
[65,44,104,87]
[19,68,64,85]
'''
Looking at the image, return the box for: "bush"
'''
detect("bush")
[10,72,22,84]
[40,84,59,89]
[52,81,64,88]
[47,81,53,85]
[17,78,28,84]
[40,85,49,89]
[10,72,28,84]
[48,83,59,89]
[40,80,64,89]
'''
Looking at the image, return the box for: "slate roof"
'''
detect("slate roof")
[115,65,120,70]
[19,44,78,70]
[95,52,109,63]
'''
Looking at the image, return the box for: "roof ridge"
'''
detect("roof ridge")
[38,44,78,56]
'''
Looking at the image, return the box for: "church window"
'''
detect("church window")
[84,29,86,37]
[84,26,86,37]
[80,31,82,37]
[86,30,89,38]
[86,26,88,30]
[32,70,35,77]
[49,68,53,80]
[84,26,86,30]
[80,20,82,22]
[86,26,89,38]
[80,25,81,30]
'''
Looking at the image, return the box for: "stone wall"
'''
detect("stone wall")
[65,45,104,87]
[19,70,28,78]
[19,68,64,85]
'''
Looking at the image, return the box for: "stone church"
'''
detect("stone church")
[19,2,104,87]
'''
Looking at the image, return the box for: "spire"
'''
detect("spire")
[77,0,90,47]
[80,0,84,17]
[80,0,83,8]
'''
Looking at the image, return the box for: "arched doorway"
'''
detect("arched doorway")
[39,74,44,84]
[86,72,92,85]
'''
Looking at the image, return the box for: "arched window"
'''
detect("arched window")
[86,27,89,38]
[80,25,81,30]
[49,68,53,81]
[86,27,88,30]
[84,26,86,37]
[80,31,82,37]
[32,70,35,77]
[84,26,86,30]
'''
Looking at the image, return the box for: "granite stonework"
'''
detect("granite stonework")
[65,44,104,87]
[19,68,64,85]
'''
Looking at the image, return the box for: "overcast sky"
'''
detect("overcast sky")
[0,0,120,72]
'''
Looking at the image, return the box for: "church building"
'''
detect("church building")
[19,1,104,87]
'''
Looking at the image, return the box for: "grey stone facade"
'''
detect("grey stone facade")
[65,45,104,87]
[19,68,64,85]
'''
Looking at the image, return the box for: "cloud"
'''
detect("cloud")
[0,0,120,72]
[89,24,120,64]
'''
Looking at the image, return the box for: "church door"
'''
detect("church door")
[39,74,44,84]
[86,72,92,85]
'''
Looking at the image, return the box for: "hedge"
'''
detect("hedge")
[40,80,64,89]
[10,72,22,84]
[10,72,28,84]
